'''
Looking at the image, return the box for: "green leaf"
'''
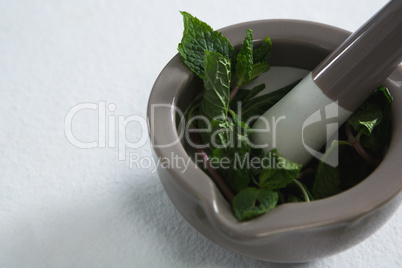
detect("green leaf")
[235,29,254,87]
[178,11,234,79]
[360,87,393,155]
[258,150,302,190]
[253,35,272,64]
[210,144,253,194]
[243,83,266,103]
[249,62,270,81]
[233,187,278,221]
[209,118,232,148]
[249,35,272,80]
[229,83,266,108]
[348,86,393,157]
[229,109,254,142]
[211,146,253,194]
[312,140,344,199]
[241,80,300,125]
[234,32,272,87]
[200,51,232,120]
[210,110,254,193]
[226,166,252,194]
[347,101,382,136]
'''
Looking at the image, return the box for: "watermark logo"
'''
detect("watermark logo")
[64,101,148,160]
[64,101,342,169]
[302,102,340,167]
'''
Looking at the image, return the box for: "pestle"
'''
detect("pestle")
[251,0,402,165]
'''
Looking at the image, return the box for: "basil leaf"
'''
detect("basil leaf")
[178,11,234,79]
[258,150,302,190]
[233,187,278,221]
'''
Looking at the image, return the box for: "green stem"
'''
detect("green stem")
[345,123,380,166]
[356,129,364,142]
[228,109,236,117]
[336,140,353,147]
[293,179,310,202]
[186,103,200,128]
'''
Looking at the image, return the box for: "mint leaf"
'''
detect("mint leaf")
[253,35,272,64]
[209,110,254,194]
[360,87,393,154]
[226,166,252,194]
[211,146,253,194]
[312,140,343,199]
[229,83,266,108]
[178,11,234,79]
[235,31,271,87]
[243,83,266,103]
[197,51,232,147]
[235,29,254,87]
[347,86,393,158]
[200,51,231,120]
[347,101,382,136]
[229,110,254,144]
[206,118,232,148]
[250,62,270,81]
[347,87,392,137]
[258,150,302,190]
[241,80,300,125]
[249,35,271,80]
[233,187,278,221]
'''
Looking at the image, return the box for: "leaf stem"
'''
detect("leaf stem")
[336,140,353,147]
[293,179,310,202]
[356,129,364,142]
[187,103,200,128]
[296,167,316,179]
[345,123,380,166]
[190,132,235,204]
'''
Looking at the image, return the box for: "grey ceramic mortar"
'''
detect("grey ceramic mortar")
[147,20,402,262]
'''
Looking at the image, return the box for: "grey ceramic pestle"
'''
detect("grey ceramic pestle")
[251,0,402,165]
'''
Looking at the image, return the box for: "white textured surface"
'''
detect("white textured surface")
[0,0,400,267]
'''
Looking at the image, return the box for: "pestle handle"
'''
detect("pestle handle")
[312,0,402,112]
[251,0,402,165]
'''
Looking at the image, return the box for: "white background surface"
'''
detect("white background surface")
[1,0,401,267]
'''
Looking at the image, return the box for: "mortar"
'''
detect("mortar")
[147,19,402,262]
